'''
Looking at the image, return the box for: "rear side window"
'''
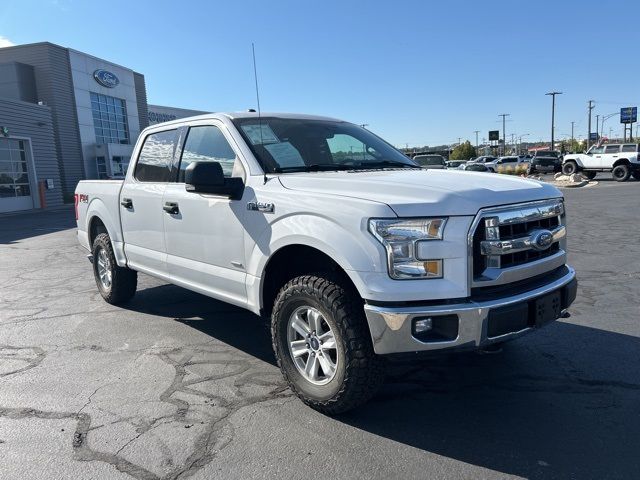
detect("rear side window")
[178,126,237,182]
[604,145,620,154]
[135,130,177,182]
[621,144,637,153]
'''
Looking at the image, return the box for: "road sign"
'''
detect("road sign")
[488,130,499,141]
[589,132,599,141]
[620,107,637,124]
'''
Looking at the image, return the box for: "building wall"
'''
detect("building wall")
[134,72,149,131]
[147,104,208,125]
[68,49,141,179]
[0,43,84,200]
[0,98,63,208]
[0,62,37,102]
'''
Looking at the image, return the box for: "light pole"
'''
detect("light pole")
[600,112,619,139]
[546,91,562,151]
[474,130,479,149]
[587,100,595,148]
[571,121,575,149]
[518,133,530,154]
[499,113,510,155]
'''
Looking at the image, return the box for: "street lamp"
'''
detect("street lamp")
[546,91,562,151]
[600,112,619,139]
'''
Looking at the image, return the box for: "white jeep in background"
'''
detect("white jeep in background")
[562,143,640,181]
[75,112,577,414]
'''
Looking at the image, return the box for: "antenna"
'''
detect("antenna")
[251,43,268,184]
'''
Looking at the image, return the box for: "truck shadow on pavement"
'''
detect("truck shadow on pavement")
[124,283,640,480]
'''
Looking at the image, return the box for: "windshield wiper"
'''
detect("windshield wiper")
[274,164,353,173]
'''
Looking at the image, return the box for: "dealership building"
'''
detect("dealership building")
[0,42,206,213]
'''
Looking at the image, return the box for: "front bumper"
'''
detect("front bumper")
[364,266,577,354]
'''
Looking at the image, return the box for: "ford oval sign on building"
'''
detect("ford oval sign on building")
[93,69,119,88]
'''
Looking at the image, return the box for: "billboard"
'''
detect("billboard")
[620,107,637,124]
[589,132,599,142]
[488,130,500,141]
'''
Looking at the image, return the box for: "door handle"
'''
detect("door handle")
[163,201,179,214]
[612,155,618,157]
[120,198,133,209]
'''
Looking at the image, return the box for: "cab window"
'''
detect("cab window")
[590,146,604,154]
[621,144,637,153]
[178,125,239,182]
[134,129,177,182]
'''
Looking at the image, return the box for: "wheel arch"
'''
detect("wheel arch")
[613,158,631,168]
[85,198,127,267]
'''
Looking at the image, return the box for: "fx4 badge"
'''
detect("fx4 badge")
[247,201,275,213]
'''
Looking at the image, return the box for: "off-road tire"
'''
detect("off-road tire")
[582,171,597,180]
[271,274,385,415]
[612,164,631,182]
[92,233,137,304]
[562,161,578,175]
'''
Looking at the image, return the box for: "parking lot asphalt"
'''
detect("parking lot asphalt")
[1,180,639,480]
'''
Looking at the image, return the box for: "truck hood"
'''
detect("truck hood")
[278,169,562,217]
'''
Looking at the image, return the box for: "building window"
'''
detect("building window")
[96,156,108,179]
[90,92,130,145]
[111,156,129,177]
[0,139,31,198]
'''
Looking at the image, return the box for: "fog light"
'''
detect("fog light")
[414,317,433,333]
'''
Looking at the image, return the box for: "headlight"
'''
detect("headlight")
[369,218,447,279]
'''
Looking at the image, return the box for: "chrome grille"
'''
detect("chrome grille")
[470,199,566,287]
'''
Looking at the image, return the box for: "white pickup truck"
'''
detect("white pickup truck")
[76,112,577,414]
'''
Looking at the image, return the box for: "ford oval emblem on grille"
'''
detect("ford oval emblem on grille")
[93,69,119,88]
[530,230,554,251]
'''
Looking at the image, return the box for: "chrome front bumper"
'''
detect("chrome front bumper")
[364,266,577,355]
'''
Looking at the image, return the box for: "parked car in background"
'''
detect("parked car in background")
[468,155,497,165]
[446,160,466,169]
[486,156,530,173]
[530,151,561,173]
[413,154,447,169]
[461,162,490,172]
[562,143,640,181]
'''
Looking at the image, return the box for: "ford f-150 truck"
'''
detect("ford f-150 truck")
[76,112,577,414]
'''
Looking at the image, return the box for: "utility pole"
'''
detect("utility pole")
[546,92,562,151]
[571,121,575,151]
[499,113,510,156]
[595,115,600,142]
[587,100,595,148]
[474,130,479,149]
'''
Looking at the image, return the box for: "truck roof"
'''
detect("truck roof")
[145,112,345,130]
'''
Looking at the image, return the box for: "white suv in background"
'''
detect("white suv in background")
[562,143,640,181]
[485,156,529,173]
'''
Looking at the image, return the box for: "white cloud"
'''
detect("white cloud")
[0,36,15,48]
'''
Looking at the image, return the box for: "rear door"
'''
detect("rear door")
[162,121,249,306]
[120,129,177,276]
[602,144,620,168]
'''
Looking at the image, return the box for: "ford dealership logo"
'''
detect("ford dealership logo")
[530,230,554,251]
[93,69,119,88]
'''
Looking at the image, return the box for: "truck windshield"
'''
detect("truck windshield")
[232,117,418,173]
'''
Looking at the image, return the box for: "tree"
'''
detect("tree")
[450,141,476,160]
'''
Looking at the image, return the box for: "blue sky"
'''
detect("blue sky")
[1,0,638,147]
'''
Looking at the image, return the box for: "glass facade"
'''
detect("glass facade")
[90,92,130,145]
[0,139,30,198]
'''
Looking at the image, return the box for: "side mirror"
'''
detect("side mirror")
[185,161,244,200]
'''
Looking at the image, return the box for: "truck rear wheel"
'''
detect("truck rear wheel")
[612,164,630,182]
[92,233,137,305]
[271,274,385,415]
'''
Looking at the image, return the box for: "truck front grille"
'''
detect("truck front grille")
[471,199,565,284]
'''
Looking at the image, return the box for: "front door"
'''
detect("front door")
[162,123,248,306]
[120,129,177,276]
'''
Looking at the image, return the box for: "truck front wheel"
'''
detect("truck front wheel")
[271,274,385,414]
[562,161,578,175]
[92,233,137,305]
